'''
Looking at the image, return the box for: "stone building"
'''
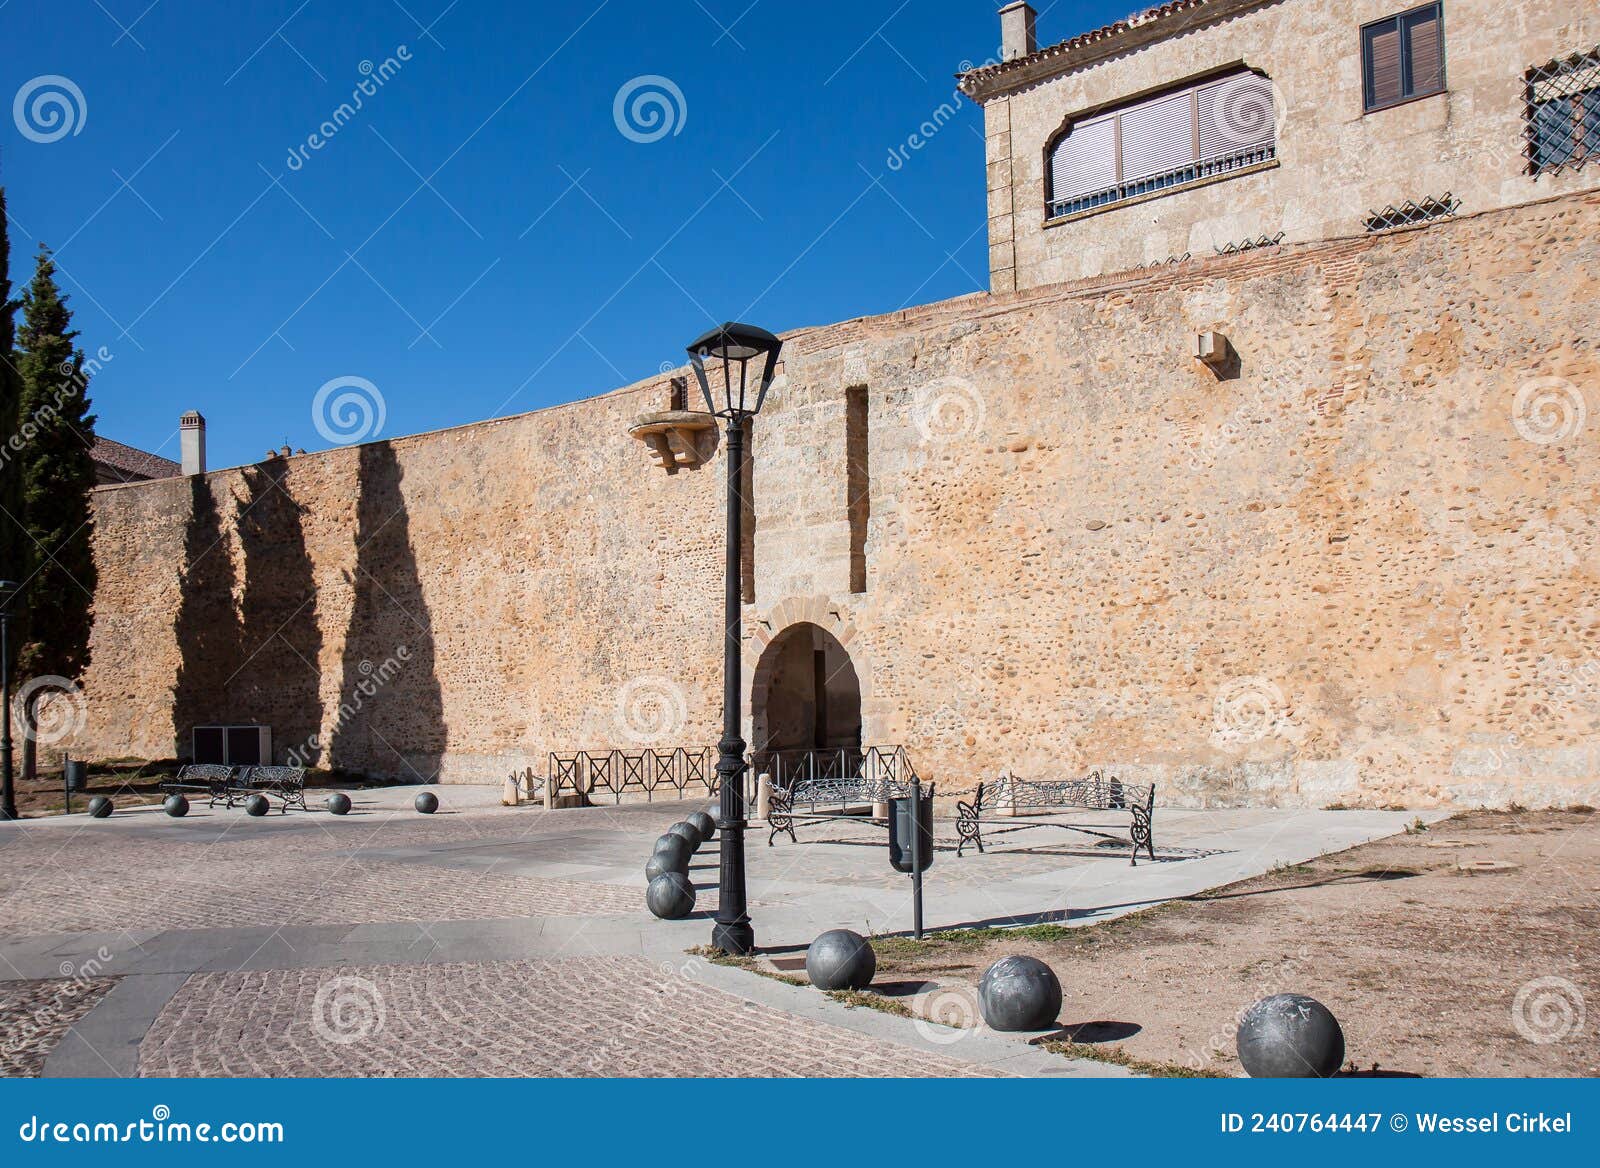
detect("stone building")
[969,0,1600,288]
[61,0,1600,809]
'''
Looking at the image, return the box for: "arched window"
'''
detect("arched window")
[1047,69,1277,220]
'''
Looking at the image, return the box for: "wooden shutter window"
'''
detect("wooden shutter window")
[1405,7,1444,96]
[1366,24,1403,109]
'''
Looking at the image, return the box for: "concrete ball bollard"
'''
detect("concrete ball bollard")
[244,794,271,817]
[685,809,717,843]
[87,795,114,819]
[414,791,439,815]
[645,849,686,882]
[1236,994,1346,1078]
[805,929,877,991]
[326,793,352,815]
[163,794,190,818]
[646,871,696,920]
[653,834,693,872]
[978,955,1063,1032]
[668,821,699,848]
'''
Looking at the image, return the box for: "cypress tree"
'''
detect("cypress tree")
[0,188,20,590]
[13,245,97,779]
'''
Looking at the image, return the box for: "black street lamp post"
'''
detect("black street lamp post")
[687,322,783,956]
[0,580,19,822]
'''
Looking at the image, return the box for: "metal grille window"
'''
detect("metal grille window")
[1362,3,1446,113]
[1047,69,1277,220]
[1525,47,1600,174]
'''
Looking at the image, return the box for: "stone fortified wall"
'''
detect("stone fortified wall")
[67,191,1600,809]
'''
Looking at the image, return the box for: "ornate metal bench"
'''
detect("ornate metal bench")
[956,771,1156,865]
[229,765,309,813]
[160,764,236,807]
[767,775,932,845]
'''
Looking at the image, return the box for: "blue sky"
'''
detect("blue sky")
[2,0,1128,470]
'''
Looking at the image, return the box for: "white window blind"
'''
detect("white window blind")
[1198,73,1276,155]
[1049,114,1118,200]
[1047,68,1277,216]
[1119,91,1194,182]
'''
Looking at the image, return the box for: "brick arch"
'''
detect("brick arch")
[744,596,875,760]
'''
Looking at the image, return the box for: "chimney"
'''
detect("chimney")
[180,411,206,476]
[999,2,1038,62]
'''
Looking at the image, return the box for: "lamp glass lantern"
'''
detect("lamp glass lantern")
[686,322,783,419]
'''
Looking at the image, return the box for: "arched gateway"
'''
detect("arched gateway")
[750,622,862,779]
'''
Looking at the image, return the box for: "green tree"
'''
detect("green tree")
[0,188,21,589]
[13,245,97,780]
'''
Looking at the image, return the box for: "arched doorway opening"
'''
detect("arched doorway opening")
[751,622,862,778]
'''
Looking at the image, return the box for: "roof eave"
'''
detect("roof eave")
[960,0,1275,103]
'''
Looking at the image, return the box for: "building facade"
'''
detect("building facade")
[967,0,1600,289]
[56,0,1600,810]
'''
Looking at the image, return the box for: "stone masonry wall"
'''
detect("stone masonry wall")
[67,191,1600,808]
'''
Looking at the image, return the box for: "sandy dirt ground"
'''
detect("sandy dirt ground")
[865,810,1598,1077]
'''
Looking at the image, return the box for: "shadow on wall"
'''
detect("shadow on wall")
[327,441,445,782]
[171,476,243,756]
[233,458,322,764]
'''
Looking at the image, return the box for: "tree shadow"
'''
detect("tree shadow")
[327,442,444,782]
[171,476,243,756]
[232,458,321,764]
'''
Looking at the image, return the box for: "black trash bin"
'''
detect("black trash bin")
[64,758,89,793]
[888,790,934,874]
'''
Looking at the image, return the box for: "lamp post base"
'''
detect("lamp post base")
[712,918,755,956]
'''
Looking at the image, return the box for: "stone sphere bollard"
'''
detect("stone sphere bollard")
[1237,994,1345,1078]
[326,793,352,816]
[653,834,693,872]
[163,794,190,818]
[668,820,699,847]
[414,791,439,815]
[646,871,696,920]
[805,929,876,991]
[646,849,687,882]
[245,794,271,817]
[978,955,1063,1032]
[87,795,114,818]
[686,809,717,843]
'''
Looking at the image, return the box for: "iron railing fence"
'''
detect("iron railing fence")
[547,746,717,804]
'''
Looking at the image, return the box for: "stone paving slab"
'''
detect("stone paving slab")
[0,790,1439,1079]
[136,957,1004,1078]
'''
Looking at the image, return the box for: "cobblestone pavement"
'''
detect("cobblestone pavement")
[0,819,643,935]
[138,957,1000,1077]
[0,978,118,1077]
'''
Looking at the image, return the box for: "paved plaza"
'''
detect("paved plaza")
[0,789,1432,1077]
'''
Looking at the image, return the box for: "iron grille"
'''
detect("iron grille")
[1364,192,1460,232]
[1213,232,1284,256]
[1524,47,1600,175]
